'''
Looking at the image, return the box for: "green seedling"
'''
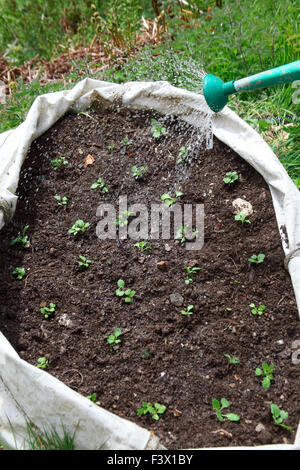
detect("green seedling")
[255,362,274,389]
[134,241,152,252]
[131,165,148,178]
[10,224,30,248]
[36,357,49,370]
[50,156,68,170]
[212,398,240,423]
[151,119,168,139]
[90,178,109,193]
[177,146,191,164]
[223,171,238,184]
[234,213,251,224]
[249,303,267,316]
[107,328,122,345]
[180,305,194,316]
[40,303,56,319]
[224,354,240,365]
[78,255,92,270]
[12,267,26,280]
[137,402,166,421]
[87,393,100,405]
[161,191,183,207]
[68,219,90,236]
[115,211,133,227]
[121,136,131,146]
[184,266,201,285]
[54,195,68,206]
[270,404,291,430]
[115,279,135,303]
[248,253,265,264]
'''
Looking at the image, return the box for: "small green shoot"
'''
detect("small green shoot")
[270,404,291,430]
[223,171,238,184]
[212,398,240,423]
[176,225,187,244]
[78,255,92,270]
[50,156,68,170]
[40,303,56,319]
[107,328,122,345]
[161,191,183,207]
[184,266,201,285]
[121,136,131,146]
[54,195,68,206]
[134,241,152,252]
[131,165,147,178]
[151,119,168,139]
[234,213,251,224]
[36,357,49,370]
[180,305,194,316]
[255,363,274,389]
[115,279,135,303]
[87,393,100,405]
[249,303,266,316]
[108,144,115,151]
[224,354,240,365]
[12,267,26,280]
[248,253,265,264]
[90,178,109,193]
[177,146,191,164]
[115,211,133,227]
[137,402,166,421]
[68,219,90,236]
[10,225,30,248]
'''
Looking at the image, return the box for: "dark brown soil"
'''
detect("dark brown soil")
[0,106,299,450]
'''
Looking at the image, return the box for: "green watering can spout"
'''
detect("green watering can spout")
[203,60,300,112]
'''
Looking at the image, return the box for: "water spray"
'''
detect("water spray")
[203,60,300,112]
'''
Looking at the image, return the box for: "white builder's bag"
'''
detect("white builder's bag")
[0,79,299,450]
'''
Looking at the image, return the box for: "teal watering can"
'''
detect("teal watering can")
[203,60,300,112]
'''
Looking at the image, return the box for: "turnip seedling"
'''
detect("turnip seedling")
[270,404,291,430]
[184,266,201,284]
[68,219,90,236]
[121,136,131,146]
[12,267,26,280]
[151,119,168,139]
[36,357,49,369]
[107,328,122,345]
[234,213,251,224]
[248,253,265,264]
[131,165,148,179]
[223,171,238,184]
[115,211,133,227]
[249,303,266,316]
[10,225,30,248]
[115,279,135,303]
[161,191,183,207]
[134,241,152,252]
[90,178,108,193]
[78,255,92,270]
[40,303,56,319]
[224,354,240,365]
[255,362,274,389]
[212,398,240,422]
[87,393,100,405]
[177,146,191,164]
[54,195,68,206]
[180,305,194,316]
[51,156,68,170]
[137,402,166,421]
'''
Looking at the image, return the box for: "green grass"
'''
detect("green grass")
[0,0,299,182]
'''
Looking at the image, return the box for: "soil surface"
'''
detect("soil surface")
[0,106,299,449]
